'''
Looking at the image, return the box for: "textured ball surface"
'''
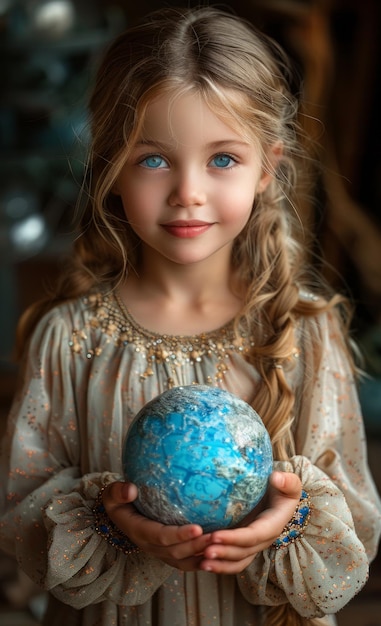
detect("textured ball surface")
[122,385,273,532]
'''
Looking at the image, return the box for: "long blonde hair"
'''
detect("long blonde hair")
[16,9,352,622]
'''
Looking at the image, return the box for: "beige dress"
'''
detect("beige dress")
[0,290,380,626]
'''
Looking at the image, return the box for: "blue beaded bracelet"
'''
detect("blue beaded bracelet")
[93,486,140,555]
[272,489,311,550]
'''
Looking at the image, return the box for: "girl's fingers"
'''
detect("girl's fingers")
[161,554,205,571]
[200,471,303,566]
[207,521,274,552]
[154,533,212,562]
[101,482,208,556]
[203,542,252,562]
[142,523,211,555]
[132,514,205,548]
[100,472,303,570]
[102,480,138,508]
[200,554,254,575]
[269,470,302,503]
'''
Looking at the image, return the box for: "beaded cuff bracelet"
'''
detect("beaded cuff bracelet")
[93,486,140,555]
[272,489,311,550]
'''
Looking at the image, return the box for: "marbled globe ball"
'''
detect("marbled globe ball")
[122,385,273,532]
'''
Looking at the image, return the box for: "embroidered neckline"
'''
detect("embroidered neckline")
[69,290,254,385]
[113,289,238,343]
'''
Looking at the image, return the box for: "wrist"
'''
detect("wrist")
[93,485,140,555]
[272,489,311,550]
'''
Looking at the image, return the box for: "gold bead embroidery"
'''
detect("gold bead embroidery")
[68,291,253,385]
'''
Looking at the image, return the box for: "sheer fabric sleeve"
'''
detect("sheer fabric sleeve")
[237,311,381,618]
[0,309,173,609]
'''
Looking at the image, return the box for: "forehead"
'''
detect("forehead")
[137,89,253,148]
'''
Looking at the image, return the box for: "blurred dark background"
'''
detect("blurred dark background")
[0,1,380,624]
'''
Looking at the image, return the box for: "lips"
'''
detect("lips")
[161,220,212,238]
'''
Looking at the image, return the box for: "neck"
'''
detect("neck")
[120,250,244,335]
[138,243,239,299]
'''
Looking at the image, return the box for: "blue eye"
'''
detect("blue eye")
[140,155,167,169]
[210,154,235,168]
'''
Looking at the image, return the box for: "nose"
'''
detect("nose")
[168,168,207,208]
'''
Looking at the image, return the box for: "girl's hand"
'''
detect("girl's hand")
[199,471,302,574]
[101,481,213,571]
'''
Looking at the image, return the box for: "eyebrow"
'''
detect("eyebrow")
[134,139,251,150]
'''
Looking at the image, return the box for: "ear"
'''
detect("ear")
[257,141,283,193]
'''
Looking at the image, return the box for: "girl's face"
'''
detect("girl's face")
[115,91,271,269]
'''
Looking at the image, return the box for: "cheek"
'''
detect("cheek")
[219,185,255,224]
[120,186,151,222]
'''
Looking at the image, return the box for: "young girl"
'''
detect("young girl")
[1,6,380,626]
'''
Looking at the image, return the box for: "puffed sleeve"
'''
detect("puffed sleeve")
[237,310,381,618]
[0,307,173,609]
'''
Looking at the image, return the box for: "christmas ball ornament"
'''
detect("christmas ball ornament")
[122,385,273,532]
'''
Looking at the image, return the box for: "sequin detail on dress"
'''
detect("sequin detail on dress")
[272,489,311,549]
[68,291,253,385]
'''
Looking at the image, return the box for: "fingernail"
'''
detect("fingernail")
[273,471,285,488]
[121,483,130,500]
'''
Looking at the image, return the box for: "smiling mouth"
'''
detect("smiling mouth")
[161,221,212,238]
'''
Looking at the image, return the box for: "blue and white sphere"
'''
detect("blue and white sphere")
[122,385,273,532]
